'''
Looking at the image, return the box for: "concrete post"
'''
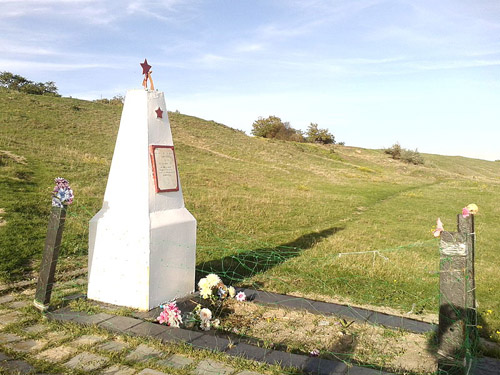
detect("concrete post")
[34,206,67,311]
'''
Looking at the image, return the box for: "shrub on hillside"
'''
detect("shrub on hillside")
[384,143,402,159]
[401,149,424,165]
[384,143,423,165]
[251,116,305,142]
[306,123,335,144]
[0,71,60,96]
[94,94,124,105]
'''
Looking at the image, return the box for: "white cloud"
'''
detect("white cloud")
[0,58,110,71]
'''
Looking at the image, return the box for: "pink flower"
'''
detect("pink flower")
[157,302,182,328]
[462,207,470,218]
[433,218,444,238]
[310,349,320,357]
[235,291,246,302]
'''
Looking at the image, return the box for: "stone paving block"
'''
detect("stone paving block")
[0,359,35,374]
[46,307,84,322]
[5,339,47,353]
[75,312,114,326]
[226,343,269,361]
[190,334,231,352]
[156,354,194,369]
[0,351,12,361]
[0,295,15,304]
[20,289,35,297]
[0,332,23,343]
[35,345,78,362]
[126,321,169,337]
[45,330,70,342]
[101,364,137,375]
[235,371,266,375]
[312,301,373,322]
[471,357,500,375]
[69,334,107,347]
[262,350,308,369]
[0,311,23,326]
[367,312,434,334]
[157,327,203,344]
[346,365,391,375]
[195,359,234,375]
[125,344,163,362]
[7,300,30,309]
[98,340,129,353]
[23,324,48,334]
[137,369,169,375]
[302,357,348,375]
[99,316,142,333]
[64,351,108,371]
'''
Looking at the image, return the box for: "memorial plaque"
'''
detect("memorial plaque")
[150,145,179,192]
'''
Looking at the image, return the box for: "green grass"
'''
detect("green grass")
[1,88,500,344]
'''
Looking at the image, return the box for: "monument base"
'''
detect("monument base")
[88,207,196,311]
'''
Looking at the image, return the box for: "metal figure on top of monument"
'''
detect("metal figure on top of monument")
[141,58,155,91]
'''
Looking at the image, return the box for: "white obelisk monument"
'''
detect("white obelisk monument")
[88,65,196,310]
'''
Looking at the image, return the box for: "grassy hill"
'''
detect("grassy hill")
[1,88,500,343]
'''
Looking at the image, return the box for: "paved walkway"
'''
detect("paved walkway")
[1,278,499,375]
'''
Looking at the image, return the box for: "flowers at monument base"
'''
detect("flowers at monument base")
[198,273,225,301]
[193,273,249,331]
[199,307,212,321]
[157,302,183,328]
[198,307,214,331]
[52,177,74,208]
[236,291,246,302]
[197,273,243,304]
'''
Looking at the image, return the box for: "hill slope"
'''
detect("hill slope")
[1,89,500,341]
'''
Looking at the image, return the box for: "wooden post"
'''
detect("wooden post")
[34,206,67,311]
[437,214,477,374]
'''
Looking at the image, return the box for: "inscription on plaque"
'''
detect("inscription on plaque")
[150,145,179,192]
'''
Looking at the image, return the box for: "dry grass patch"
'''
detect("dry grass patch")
[222,299,437,374]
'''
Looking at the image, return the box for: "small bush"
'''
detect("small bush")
[401,149,424,165]
[306,123,335,144]
[251,116,305,142]
[384,143,423,165]
[384,143,402,159]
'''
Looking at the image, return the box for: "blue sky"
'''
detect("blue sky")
[2,0,500,160]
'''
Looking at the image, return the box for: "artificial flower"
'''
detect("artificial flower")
[157,302,182,328]
[217,285,228,299]
[200,287,212,299]
[198,277,210,291]
[228,286,236,298]
[212,319,220,328]
[206,273,221,287]
[466,203,479,215]
[236,291,246,302]
[199,308,212,322]
[200,320,211,331]
[433,218,444,238]
[462,207,470,218]
[310,349,320,357]
[51,177,74,207]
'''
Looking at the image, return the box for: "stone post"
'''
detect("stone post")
[437,214,477,374]
[34,206,67,311]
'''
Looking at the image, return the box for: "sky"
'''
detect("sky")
[1,0,500,160]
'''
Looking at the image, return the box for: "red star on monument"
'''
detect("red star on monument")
[155,107,163,118]
[140,59,151,75]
